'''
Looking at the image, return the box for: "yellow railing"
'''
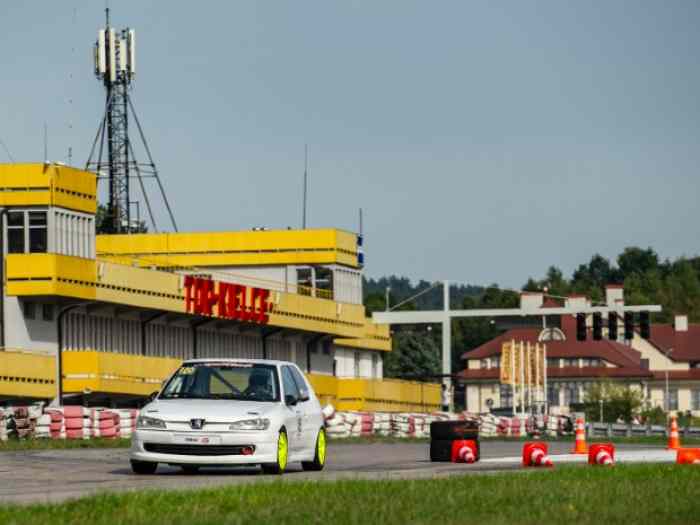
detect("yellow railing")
[0,350,438,411]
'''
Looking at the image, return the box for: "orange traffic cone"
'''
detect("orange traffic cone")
[667,417,681,450]
[676,448,700,465]
[571,417,588,454]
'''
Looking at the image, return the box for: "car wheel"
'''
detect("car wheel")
[131,460,158,474]
[261,430,288,475]
[302,428,326,471]
[180,465,200,474]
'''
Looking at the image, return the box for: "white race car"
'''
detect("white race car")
[130,359,326,475]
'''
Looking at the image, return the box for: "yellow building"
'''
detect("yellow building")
[0,163,439,411]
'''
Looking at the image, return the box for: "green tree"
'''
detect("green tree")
[383,330,441,380]
[583,381,643,423]
[95,203,148,234]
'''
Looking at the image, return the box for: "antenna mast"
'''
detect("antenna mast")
[86,8,178,234]
[302,144,308,229]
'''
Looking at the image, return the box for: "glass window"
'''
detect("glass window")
[548,384,559,406]
[28,211,47,253]
[499,384,513,408]
[547,358,559,368]
[160,363,280,402]
[692,389,700,411]
[354,352,361,377]
[315,267,334,299]
[372,353,379,378]
[563,358,578,368]
[480,359,489,369]
[281,366,300,400]
[288,366,309,399]
[42,304,54,322]
[7,211,25,253]
[490,357,500,369]
[23,301,36,319]
[668,388,679,411]
[296,268,312,296]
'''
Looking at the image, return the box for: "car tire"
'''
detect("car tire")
[261,430,288,475]
[301,428,327,471]
[180,465,200,474]
[430,421,479,441]
[131,460,158,474]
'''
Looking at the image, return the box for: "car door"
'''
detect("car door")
[289,365,317,453]
[280,365,303,454]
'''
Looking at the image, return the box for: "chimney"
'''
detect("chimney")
[562,295,590,338]
[674,315,688,332]
[520,292,543,311]
[605,284,624,307]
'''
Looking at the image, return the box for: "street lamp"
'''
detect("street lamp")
[664,348,674,412]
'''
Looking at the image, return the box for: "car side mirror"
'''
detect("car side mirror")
[285,394,298,406]
[146,391,159,403]
[298,389,310,402]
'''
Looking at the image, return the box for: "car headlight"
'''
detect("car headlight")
[229,418,270,431]
[136,415,167,429]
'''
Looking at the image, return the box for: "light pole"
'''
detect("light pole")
[664,347,674,412]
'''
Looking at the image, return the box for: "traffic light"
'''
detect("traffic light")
[624,312,634,340]
[608,312,618,340]
[576,313,586,341]
[640,311,650,339]
[592,312,603,340]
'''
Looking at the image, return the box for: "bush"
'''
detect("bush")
[583,381,643,423]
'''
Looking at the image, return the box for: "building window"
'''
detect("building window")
[563,383,579,405]
[354,352,360,377]
[42,303,54,321]
[667,388,679,411]
[582,358,602,368]
[23,301,36,319]
[296,268,312,296]
[499,384,513,408]
[563,358,578,368]
[28,211,47,253]
[547,383,559,406]
[315,267,334,300]
[7,211,25,253]
[480,359,489,369]
[547,358,559,368]
[372,353,379,378]
[692,389,700,411]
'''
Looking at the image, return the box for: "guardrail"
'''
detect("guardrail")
[586,422,700,438]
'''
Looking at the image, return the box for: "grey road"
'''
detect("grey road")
[0,441,667,505]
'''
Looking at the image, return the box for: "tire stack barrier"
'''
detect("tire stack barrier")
[479,414,498,437]
[13,407,36,439]
[92,409,119,438]
[0,409,7,441]
[62,406,92,439]
[117,410,138,439]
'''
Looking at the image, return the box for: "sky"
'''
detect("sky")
[1,1,699,289]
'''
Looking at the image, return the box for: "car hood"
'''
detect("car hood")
[142,399,280,422]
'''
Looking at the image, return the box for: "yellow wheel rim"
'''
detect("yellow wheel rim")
[317,429,327,465]
[277,432,288,471]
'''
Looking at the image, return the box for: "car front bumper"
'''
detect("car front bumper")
[130,429,278,465]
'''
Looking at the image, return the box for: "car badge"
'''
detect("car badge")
[190,418,205,430]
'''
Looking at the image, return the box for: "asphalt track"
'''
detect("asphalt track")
[0,441,676,505]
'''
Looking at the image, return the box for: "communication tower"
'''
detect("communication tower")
[86,8,177,234]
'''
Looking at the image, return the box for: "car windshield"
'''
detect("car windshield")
[160,363,280,402]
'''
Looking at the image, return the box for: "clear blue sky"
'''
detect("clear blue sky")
[1,2,698,288]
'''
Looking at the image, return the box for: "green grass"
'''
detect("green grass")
[0,438,131,452]
[0,465,698,524]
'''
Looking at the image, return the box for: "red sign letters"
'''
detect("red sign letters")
[184,276,271,324]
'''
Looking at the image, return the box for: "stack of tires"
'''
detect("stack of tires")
[0,408,7,441]
[62,406,92,439]
[13,407,35,439]
[92,409,119,438]
[117,409,138,439]
[429,420,480,462]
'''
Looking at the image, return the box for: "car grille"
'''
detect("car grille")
[144,444,255,456]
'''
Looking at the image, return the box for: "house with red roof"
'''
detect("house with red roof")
[458,286,700,415]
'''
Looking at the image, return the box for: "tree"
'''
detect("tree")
[617,247,659,278]
[583,381,643,423]
[383,331,441,380]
